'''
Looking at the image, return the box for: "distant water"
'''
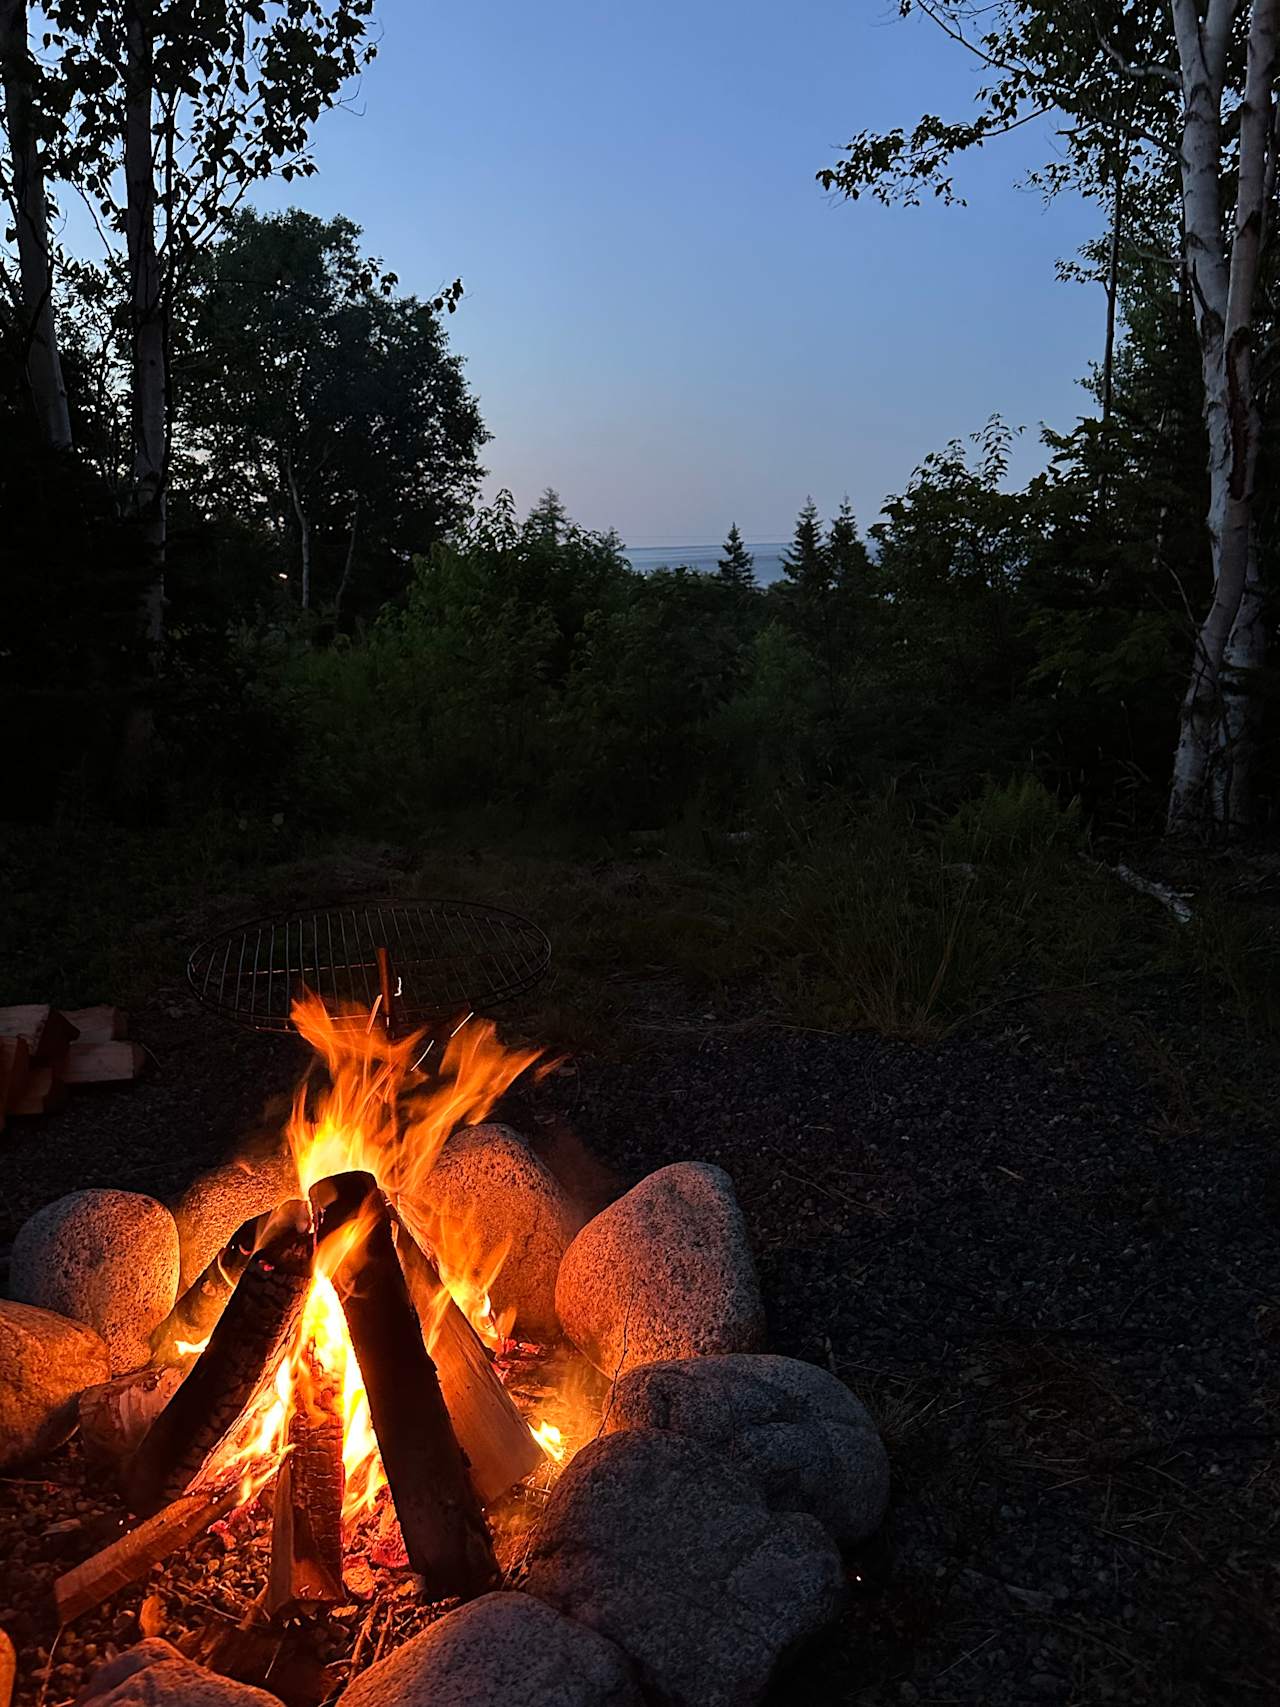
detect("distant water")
[623,542,789,586]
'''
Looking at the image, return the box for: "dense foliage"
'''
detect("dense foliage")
[5,0,1279,853]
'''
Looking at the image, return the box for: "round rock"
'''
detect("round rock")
[0,1300,110,1469]
[604,1353,889,1546]
[83,1640,283,1705]
[555,1162,764,1377]
[526,1429,844,1707]
[404,1124,575,1339]
[343,1591,641,1707]
[9,1189,180,1373]
[173,1149,300,1292]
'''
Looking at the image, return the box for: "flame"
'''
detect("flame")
[197,990,547,1527]
[531,1421,566,1463]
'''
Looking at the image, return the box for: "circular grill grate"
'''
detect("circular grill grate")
[187,899,551,1034]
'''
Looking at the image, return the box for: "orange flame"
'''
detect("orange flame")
[200,991,554,1523]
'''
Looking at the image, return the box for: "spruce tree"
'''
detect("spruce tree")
[717,522,755,588]
[826,497,872,589]
[526,487,568,544]
[782,498,827,592]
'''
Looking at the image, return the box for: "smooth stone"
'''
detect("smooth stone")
[172,1149,300,1292]
[526,1429,844,1707]
[342,1591,642,1707]
[555,1162,764,1377]
[9,1190,179,1373]
[604,1353,889,1546]
[0,1300,110,1469]
[82,1640,283,1705]
[403,1124,576,1339]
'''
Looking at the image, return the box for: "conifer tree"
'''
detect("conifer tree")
[717,522,755,588]
[782,498,827,592]
[527,487,569,544]
[826,497,871,589]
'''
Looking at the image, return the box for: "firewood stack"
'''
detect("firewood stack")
[0,1005,143,1128]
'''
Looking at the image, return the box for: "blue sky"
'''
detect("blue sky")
[255,1,1101,546]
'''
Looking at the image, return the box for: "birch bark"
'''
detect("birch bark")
[1167,0,1279,833]
[284,447,312,610]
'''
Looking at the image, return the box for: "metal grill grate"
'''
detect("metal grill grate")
[187,899,551,1034]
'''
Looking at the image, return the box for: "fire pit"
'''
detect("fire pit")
[0,901,890,1707]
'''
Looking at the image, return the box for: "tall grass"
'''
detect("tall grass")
[751,780,1118,1040]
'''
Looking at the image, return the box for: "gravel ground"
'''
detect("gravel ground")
[1,986,1276,1705]
[568,1023,1280,1706]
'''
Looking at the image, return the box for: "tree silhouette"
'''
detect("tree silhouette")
[717,522,755,589]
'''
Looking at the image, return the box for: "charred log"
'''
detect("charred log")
[149,1212,262,1363]
[122,1201,314,1515]
[267,1341,345,1616]
[310,1171,497,1599]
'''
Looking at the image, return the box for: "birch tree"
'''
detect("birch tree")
[0,0,71,447]
[1166,0,1278,830]
[821,1,1280,836]
[39,0,376,642]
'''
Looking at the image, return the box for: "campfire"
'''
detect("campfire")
[4,900,888,1707]
[55,987,585,1632]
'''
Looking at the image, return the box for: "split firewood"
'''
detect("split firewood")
[311,1171,498,1600]
[7,1064,68,1117]
[267,1341,345,1616]
[79,1366,186,1466]
[0,1627,13,1707]
[122,1201,314,1515]
[0,1037,29,1133]
[0,1005,78,1064]
[53,1485,239,1625]
[63,1039,146,1084]
[63,1005,128,1042]
[391,1213,542,1502]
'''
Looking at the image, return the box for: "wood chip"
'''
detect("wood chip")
[138,1593,166,1637]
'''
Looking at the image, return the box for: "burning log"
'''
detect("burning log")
[267,1341,345,1616]
[53,1485,239,1625]
[0,1628,13,1707]
[148,1213,261,1364]
[391,1214,543,1502]
[310,1171,498,1600]
[122,1201,314,1515]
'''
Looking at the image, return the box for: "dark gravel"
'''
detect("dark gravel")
[2,990,1277,1706]
[568,1024,1280,1706]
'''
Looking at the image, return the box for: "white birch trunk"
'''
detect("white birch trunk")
[1167,0,1279,834]
[124,0,166,645]
[1219,534,1266,827]
[334,496,360,615]
[284,448,312,610]
[0,0,71,449]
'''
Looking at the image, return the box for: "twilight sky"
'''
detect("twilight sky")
[251,0,1102,547]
